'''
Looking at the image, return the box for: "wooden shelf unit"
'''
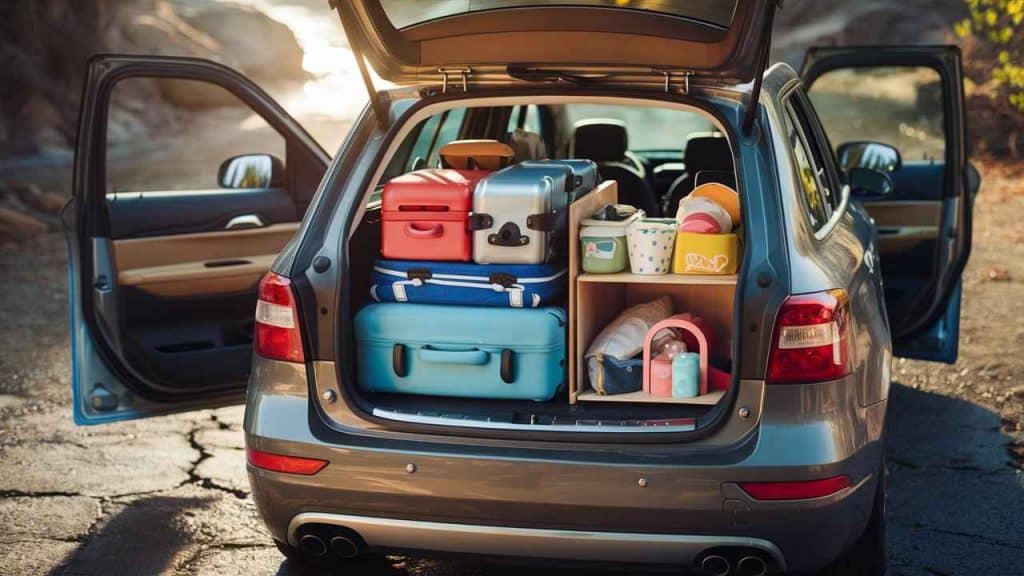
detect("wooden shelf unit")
[576,389,725,405]
[567,185,736,407]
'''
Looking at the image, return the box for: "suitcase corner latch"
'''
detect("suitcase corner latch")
[468,213,493,231]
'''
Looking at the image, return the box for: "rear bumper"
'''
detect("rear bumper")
[244,358,886,573]
[249,459,875,573]
[286,512,786,570]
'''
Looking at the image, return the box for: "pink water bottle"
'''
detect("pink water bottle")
[649,353,673,397]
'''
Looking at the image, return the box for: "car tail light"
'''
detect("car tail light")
[247,447,327,475]
[255,272,304,363]
[767,289,851,384]
[738,476,851,500]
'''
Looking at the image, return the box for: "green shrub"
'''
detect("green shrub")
[956,0,1024,112]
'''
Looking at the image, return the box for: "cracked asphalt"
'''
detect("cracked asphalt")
[2,163,1024,575]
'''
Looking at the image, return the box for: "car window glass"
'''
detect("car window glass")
[407,113,442,171]
[807,66,945,163]
[426,107,467,167]
[105,78,285,194]
[789,92,839,211]
[506,105,542,134]
[784,99,829,230]
[559,104,713,151]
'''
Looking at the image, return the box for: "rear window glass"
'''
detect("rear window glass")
[560,104,713,151]
[381,0,739,29]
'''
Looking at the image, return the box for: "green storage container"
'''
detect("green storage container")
[581,225,629,273]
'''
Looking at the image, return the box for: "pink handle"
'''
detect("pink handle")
[404,222,444,239]
[643,315,710,396]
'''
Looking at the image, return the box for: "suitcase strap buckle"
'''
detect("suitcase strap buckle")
[467,213,493,231]
[488,272,517,288]
[488,222,530,247]
[406,268,433,282]
[526,210,559,232]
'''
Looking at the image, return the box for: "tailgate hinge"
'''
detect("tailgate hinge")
[439,67,472,93]
[659,70,693,94]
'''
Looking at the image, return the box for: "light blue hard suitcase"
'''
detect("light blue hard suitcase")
[354,303,566,401]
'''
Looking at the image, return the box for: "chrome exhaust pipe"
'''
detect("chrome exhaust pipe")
[701,554,731,576]
[737,555,767,576]
[329,535,360,559]
[298,533,327,558]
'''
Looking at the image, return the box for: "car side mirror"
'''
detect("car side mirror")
[218,154,285,189]
[836,141,902,174]
[847,167,894,198]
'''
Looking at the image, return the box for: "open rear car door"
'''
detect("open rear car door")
[802,46,976,362]
[66,55,328,424]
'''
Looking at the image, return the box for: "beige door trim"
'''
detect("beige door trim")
[113,222,299,297]
[863,201,940,255]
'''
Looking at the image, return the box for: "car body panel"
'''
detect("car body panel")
[245,355,882,574]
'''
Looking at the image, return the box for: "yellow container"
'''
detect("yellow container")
[672,232,739,275]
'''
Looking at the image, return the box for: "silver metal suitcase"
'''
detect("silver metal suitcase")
[521,159,599,202]
[469,163,572,264]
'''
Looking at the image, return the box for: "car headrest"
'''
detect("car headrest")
[571,119,628,163]
[684,136,732,172]
[503,129,548,162]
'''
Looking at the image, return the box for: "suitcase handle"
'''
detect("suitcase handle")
[500,349,515,383]
[404,222,444,239]
[418,347,489,366]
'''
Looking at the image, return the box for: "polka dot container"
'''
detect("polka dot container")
[626,218,677,275]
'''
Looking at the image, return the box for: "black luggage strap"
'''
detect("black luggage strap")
[500,349,515,383]
[488,272,517,288]
[526,210,560,232]
[488,222,530,247]
[406,268,432,282]
[467,213,493,231]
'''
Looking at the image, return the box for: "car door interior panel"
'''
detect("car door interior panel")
[106,187,297,239]
[68,56,328,421]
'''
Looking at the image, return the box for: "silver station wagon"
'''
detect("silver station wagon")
[66,1,976,574]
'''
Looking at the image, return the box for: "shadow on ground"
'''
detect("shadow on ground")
[49,496,217,576]
[885,382,1023,575]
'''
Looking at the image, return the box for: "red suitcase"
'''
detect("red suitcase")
[380,141,514,262]
[381,169,483,261]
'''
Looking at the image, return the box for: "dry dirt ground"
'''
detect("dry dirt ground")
[0,162,1022,575]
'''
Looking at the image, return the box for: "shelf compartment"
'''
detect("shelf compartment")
[576,389,725,406]
[578,272,737,285]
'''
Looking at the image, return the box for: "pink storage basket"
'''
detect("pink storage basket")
[642,314,711,397]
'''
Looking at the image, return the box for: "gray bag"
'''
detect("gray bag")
[470,163,572,264]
